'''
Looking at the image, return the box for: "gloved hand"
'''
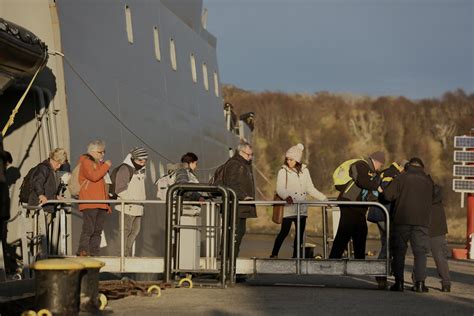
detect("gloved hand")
[285,196,294,204]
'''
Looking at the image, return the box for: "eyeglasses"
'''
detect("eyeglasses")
[96,150,106,154]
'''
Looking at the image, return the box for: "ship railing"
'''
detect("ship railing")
[16,198,389,283]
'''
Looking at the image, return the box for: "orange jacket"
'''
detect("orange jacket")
[78,154,110,211]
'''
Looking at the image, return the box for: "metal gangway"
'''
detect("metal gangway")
[236,200,390,277]
[5,187,390,288]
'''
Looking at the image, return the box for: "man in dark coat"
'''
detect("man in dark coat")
[384,157,433,292]
[429,183,451,292]
[329,151,384,259]
[222,142,256,256]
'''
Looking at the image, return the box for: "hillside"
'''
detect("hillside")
[223,86,474,241]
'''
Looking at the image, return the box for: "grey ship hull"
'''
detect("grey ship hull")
[0,0,238,265]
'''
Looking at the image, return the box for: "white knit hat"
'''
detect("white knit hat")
[286,143,304,163]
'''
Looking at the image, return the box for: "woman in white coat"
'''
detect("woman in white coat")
[270,144,327,258]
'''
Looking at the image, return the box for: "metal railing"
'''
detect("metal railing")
[15,197,390,281]
[239,200,391,275]
[164,183,238,288]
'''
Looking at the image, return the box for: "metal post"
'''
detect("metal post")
[211,202,216,269]
[164,187,173,284]
[322,206,328,259]
[205,201,210,269]
[175,193,183,271]
[219,187,229,289]
[226,188,238,286]
[120,202,125,272]
[296,203,301,274]
[59,208,66,255]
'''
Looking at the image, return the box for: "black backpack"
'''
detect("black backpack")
[108,163,134,199]
[209,161,229,186]
[19,165,40,204]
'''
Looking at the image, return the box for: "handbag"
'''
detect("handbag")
[272,170,288,224]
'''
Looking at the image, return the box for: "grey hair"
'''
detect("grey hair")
[237,142,252,152]
[87,140,106,154]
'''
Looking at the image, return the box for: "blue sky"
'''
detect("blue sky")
[204,0,473,99]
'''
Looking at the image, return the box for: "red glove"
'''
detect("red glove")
[285,196,294,204]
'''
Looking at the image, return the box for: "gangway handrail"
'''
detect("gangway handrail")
[164,183,238,288]
[23,198,389,279]
[239,200,391,276]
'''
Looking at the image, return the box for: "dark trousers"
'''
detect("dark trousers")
[329,207,368,259]
[391,224,429,282]
[377,221,388,260]
[235,218,247,257]
[271,216,307,258]
[430,234,451,286]
[77,208,107,256]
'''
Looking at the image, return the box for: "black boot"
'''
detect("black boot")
[390,280,404,292]
[441,284,451,292]
[411,281,429,293]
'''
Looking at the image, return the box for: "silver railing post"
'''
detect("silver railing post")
[120,201,125,272]
[296,202,301,274]
[322,205,328,259]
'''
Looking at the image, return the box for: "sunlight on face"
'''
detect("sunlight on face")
[286,157,296,168]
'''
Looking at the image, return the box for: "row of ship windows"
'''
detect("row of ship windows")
[125,5,220,97]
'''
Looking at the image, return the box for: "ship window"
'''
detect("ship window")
[170,38,177,71]
[125,5,133,44]
[202,63,209,91]
[213,71,219,97]
[190,54,197,83]
[153,26,161,61]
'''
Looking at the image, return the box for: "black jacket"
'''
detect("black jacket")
[223,154,256,218]
[430,184,448,237]
[28,160,58,212]
[339,159,380,201]
[384,165,433,227]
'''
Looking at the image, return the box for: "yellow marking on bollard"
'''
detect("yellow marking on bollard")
[37,309,52,316]
[99,293,108,310]
[178,278,193,288]
[147,285,162,297]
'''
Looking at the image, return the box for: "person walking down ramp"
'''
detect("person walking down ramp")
[221,142,256,257]
[270,143,327,258]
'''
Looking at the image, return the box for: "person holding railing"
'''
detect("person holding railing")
[329,151,384,260]
[270,143,327,258]
[175,152,204,211]
[76,140,112,257]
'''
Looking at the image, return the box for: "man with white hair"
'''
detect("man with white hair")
[222,142,256,257]
[76,140,112,256]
